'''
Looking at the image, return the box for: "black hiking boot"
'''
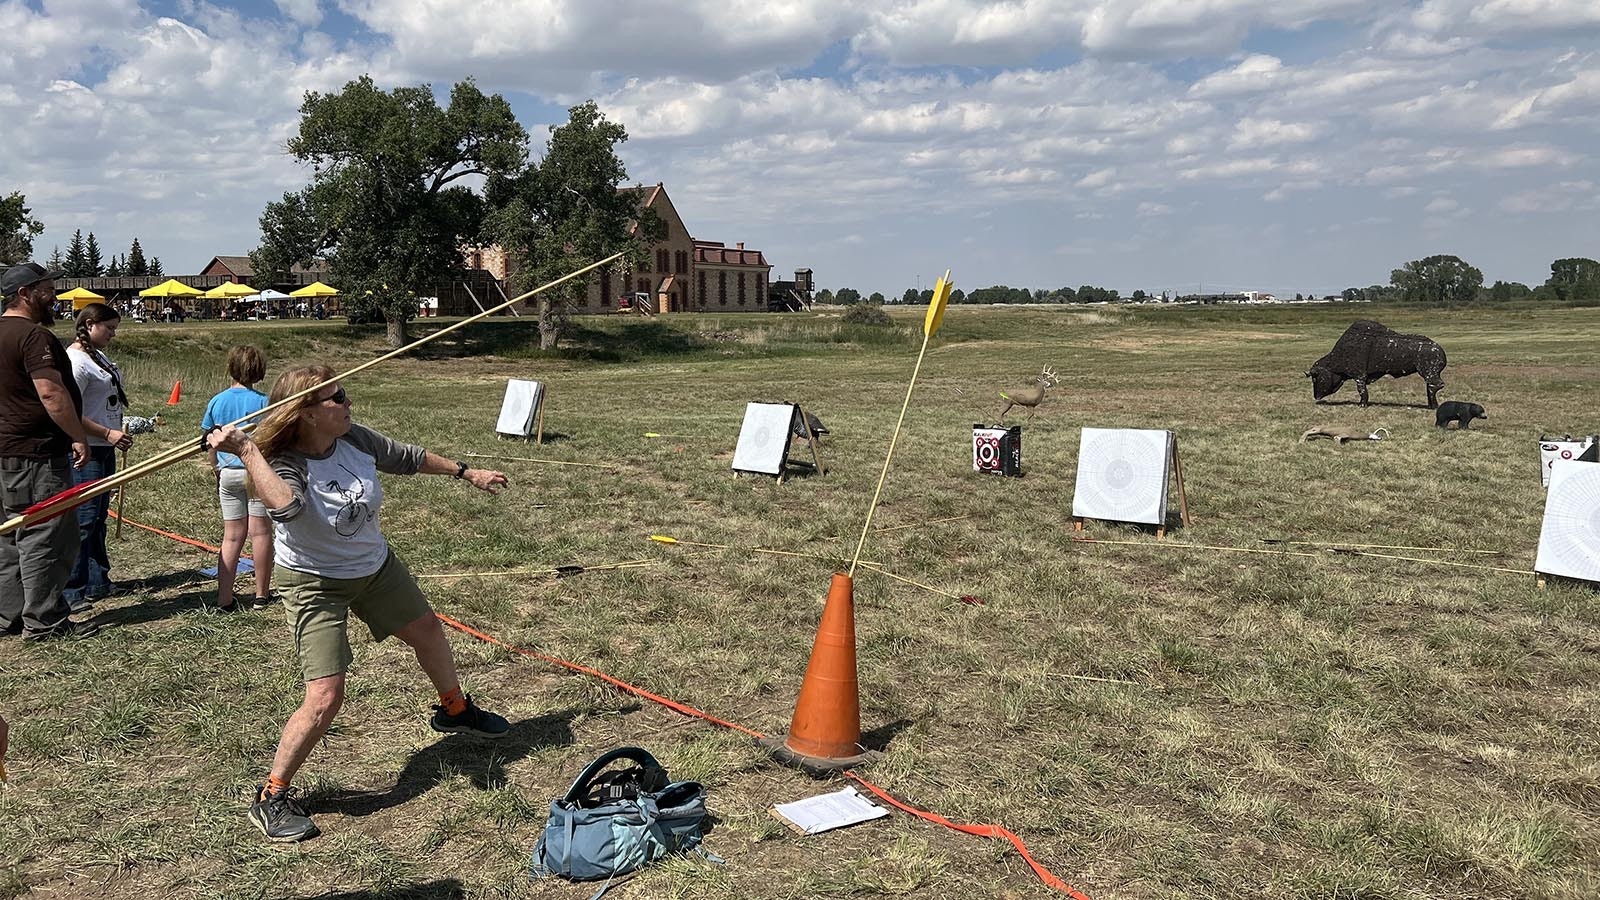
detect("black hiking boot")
[429,695,509,738]
[249,786,320,842]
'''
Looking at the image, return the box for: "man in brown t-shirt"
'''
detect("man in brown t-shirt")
[0,262,95,639]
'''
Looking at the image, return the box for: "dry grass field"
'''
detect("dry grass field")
[2,301,1597,900]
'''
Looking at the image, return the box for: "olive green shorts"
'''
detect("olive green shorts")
[275,550,432,682]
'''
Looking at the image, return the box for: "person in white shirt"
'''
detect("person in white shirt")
[64,303,134,611]
[206,365,511,843]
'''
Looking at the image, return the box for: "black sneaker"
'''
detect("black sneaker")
[24,619,100,641]
[249,787,320,842]
[1,620,21,637]
[251,594,275,610]
[429,695,509,738]
[65,596,95,614]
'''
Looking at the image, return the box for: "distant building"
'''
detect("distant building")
[474,182,806,315]
[200,255,330,290]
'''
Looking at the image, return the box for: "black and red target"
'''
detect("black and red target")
[972,424,1022,477]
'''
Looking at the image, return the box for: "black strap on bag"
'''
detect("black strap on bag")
[562,747,669,807]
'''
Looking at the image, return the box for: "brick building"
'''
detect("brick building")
[477,182,792,315]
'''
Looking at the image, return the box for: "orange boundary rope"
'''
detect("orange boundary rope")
[112,513,1093,898]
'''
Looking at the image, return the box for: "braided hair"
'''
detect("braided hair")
[73,302,129,408]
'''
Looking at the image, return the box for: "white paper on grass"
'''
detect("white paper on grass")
[732,402,797,475]
[771,786,888,834]
[495,379,544,438]
[1535,459,1600,582]
[1072,427,1173,526]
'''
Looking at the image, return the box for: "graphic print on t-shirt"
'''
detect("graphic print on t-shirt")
[327,463,374,537]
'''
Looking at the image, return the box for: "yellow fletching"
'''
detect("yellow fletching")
[923,269,952,337]
[650,535,677,543]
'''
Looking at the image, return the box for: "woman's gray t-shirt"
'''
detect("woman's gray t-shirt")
[266,423,425,578]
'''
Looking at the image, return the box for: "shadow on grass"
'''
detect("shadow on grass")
[405,319,707,363]
[860,718,914,753]
[1315,398,1434,410]
[297,880,466,900]
[310,711,577,818]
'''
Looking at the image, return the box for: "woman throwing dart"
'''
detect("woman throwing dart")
[206,365,512,843]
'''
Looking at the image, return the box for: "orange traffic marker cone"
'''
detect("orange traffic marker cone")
[760,572,880,773]
[166,381,182,406]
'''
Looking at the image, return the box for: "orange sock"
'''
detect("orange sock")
[264,774,291,798]
[439,687,467,716]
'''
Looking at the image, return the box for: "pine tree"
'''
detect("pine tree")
[106,254,123,277]
[46,245,64,271]
[85,232,104,276]
[65,229,87,277]
[149,257,163,277]
[127,237,148,276]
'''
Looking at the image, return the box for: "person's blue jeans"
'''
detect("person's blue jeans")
[64,446,116,604]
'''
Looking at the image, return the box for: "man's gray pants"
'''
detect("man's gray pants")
[0,455,78,634]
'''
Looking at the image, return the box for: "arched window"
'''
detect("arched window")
[718,271,727,306]
[698,270,707,304]
[738,272,746,305]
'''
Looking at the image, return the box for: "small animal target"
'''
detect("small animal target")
[1072,428,1174,526]
[1535,459,1600,583]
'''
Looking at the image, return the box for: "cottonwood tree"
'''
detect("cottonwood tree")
[1545,258,1600,301]
[1390,254,1483,304]
[255,75,528,347]
[485,101,660,350]
[0,192,45,264]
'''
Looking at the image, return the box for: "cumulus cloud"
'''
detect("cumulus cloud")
[5,0,1598,291]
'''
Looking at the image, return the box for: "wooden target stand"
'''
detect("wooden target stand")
[1072,437,1192,538]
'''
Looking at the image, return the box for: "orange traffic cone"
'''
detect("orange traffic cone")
[760,572,880,773]
[166,381,182,406]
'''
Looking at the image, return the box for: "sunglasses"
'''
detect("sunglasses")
[315,386,348,406]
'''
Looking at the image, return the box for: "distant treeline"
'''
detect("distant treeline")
[819,285,1127,306]
[821,254,1600,308]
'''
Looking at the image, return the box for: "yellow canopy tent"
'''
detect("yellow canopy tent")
[59,287,105,310]
[201,282,259,299]
[139,279,202,298]
[289,281,340,298]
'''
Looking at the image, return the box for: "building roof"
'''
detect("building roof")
[693,240,770,268]
[204,255,329,278]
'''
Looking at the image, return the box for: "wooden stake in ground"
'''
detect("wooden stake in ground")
[0,251,624,537]
[847,270,952,577]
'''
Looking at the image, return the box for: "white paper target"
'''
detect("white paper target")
[1072,428,1173,526]
[1535,459,1600,582]
[495,380,544,438]
[732,402,798,475]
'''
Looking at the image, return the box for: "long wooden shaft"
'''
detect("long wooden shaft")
[0,252,623,536]
[847,333,932,577]
[115,449,127,539]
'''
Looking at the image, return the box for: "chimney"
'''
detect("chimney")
[736,242,744,250]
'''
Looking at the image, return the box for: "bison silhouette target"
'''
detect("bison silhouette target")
[1307,320,1447,409]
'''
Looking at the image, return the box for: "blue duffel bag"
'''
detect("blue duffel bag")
[531,747,712,895]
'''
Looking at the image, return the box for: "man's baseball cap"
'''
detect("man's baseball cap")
[1,262,64,297]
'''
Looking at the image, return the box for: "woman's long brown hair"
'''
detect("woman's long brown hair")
[252,365,337,461]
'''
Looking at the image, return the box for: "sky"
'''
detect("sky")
[2,0,1597,298]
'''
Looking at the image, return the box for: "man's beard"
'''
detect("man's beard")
[32,294,56,325]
